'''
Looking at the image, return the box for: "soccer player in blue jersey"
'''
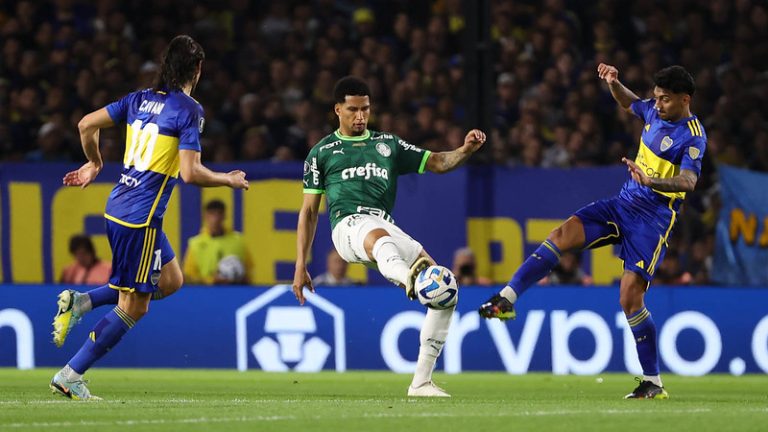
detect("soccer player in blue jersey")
[479,64,706,399]
[49,35,249,400]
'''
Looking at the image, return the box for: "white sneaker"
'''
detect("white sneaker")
[406,257,432,300]
[407,381,451,397]
[50,370,102,401]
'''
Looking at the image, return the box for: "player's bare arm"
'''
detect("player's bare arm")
[425,129,486,173]
[293,193,322,304]
[598,63,640,112]
[63,108,115,188]
[179,150,249,189]
[622,157,698,193]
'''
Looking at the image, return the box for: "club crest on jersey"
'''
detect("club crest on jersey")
[660,136,673,151]
[375,142,391,157]
[689,147,701,160]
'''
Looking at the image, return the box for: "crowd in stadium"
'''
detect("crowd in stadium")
[2,0,767,285]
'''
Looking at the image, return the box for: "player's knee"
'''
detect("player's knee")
[619,290,644,315]
[546,226,567,249]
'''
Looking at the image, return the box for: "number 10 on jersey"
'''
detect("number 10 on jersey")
[125,119,159,172]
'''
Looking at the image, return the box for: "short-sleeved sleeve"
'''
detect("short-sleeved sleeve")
[394,136,431,175]
[105,92,135,124]
[303,145,324,194]
[630,98,655,122]
[177,103,204,152]
[680,136,706,176]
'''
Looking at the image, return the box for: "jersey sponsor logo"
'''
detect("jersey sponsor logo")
[660,136,673,151]
[341,163,389,180]
[398,139,422,153]
[309,157,320,186]
[303,161,310,175]
[319,140,342,152]
[333,148,345,155]
[689,147,701,160]
[375,142,391,157]
[372,133,393,140]
[119,173,142,187]
[199,117,205,133]
[138,100,165,115]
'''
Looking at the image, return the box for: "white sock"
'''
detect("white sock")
[500,286,518,303]
[411,307,454,387]
[74,293,93,315]
[61,364,83,381]
[644,375,663,387]
[372,236,410,286]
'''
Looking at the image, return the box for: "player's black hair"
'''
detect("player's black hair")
[653,65,695,96]
[69,234,95,255]
[205,199,226,212]
[155,35,205,91]
[333,76,370,103]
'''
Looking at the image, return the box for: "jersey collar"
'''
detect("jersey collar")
[334,129,370,141]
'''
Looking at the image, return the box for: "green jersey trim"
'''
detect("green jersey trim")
[303,188,325,194]
[334,129,371,141]
[418,150,432,174]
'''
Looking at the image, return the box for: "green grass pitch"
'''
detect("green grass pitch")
[1,369,767,431]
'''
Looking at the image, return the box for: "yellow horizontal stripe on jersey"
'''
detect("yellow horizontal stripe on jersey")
[124,124,181,177]
[635,139,686,200]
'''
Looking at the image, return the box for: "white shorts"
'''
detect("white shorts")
[331,214,424,266]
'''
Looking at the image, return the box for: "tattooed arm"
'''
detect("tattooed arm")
[426,129,486,174]
[622,157,698,193]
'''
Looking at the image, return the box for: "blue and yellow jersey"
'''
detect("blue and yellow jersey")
[619,98,707,210]
[104,89,203,227]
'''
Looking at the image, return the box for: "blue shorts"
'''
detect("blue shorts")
[574,196,677,282]
[106,219,175,293]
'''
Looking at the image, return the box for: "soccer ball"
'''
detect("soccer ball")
[217,255,245,282]
[415,265,459,309]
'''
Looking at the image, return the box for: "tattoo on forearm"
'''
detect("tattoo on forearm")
[439,150,469,172]
[648,173,696,192]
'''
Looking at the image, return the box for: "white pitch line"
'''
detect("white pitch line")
[5,406,768,428]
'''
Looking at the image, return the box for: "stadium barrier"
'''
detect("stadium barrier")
[2,284,767,375]
[1,163,630,286]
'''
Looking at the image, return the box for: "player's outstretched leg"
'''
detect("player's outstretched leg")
[51,291,149,401]
[408,306,453,397]
[478,239,562,320]
[52,285,118,348]
[620,272,668,399]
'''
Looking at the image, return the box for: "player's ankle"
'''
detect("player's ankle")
[500,286,518,303]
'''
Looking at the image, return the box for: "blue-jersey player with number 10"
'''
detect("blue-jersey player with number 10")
[49,35,250,400]
[480,64,706,399]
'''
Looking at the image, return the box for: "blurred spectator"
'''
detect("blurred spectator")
[60,234,111,285]
[452,247,492,286]
[655,251,693,286]
[2,0,766,285]
[183,200,252,285]
[313,249,357,286]
[544,251,593,286]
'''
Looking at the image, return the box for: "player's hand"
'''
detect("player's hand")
[463,129,487,153]
[226,170,249,190]
[62,161,102,188]
[597,63,619,84]
[292,265,315,305]
[622,157,651,186]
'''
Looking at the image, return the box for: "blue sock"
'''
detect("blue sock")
[86,285,119,308]
[68,307,136,374]
[507,239,561,297]
[627,307,659,376]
